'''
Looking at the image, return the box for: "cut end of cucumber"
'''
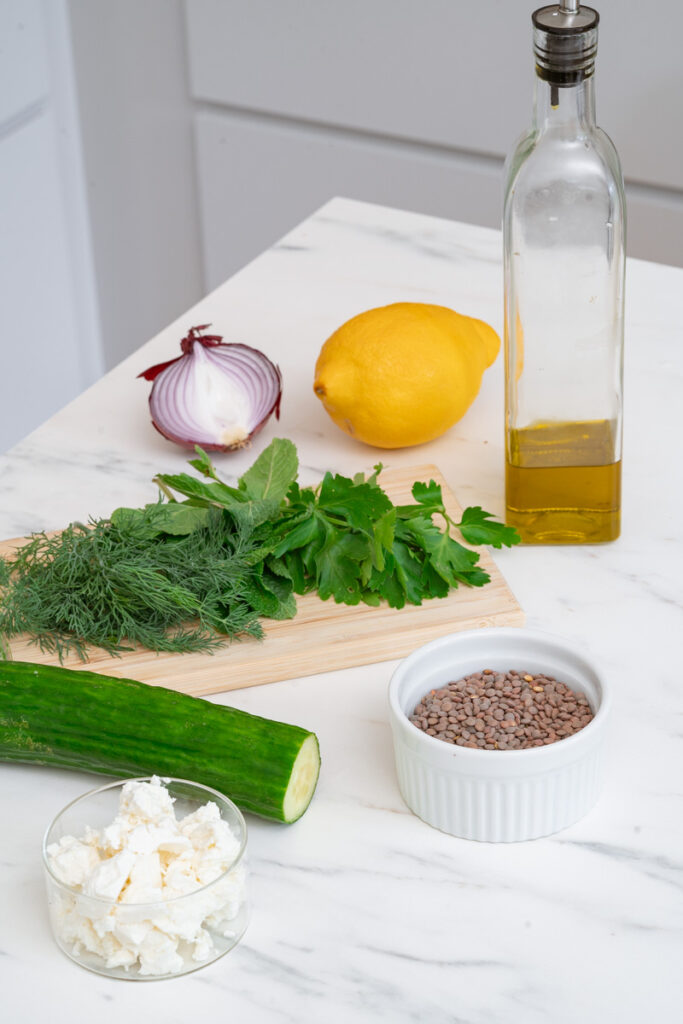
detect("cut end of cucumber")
[282,733,320,823]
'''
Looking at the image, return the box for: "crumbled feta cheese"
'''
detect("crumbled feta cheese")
[46,835,101,888]
[84,848,136,901]
[118,775,176,824]
[46,777,247,976]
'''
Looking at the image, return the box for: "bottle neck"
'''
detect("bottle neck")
[533,74,596,133]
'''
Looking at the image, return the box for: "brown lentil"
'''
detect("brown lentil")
[409,670,594,750]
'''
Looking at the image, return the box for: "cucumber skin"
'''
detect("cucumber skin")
[0,662,319,823]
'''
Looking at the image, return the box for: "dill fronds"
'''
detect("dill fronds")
[0,509,268,661]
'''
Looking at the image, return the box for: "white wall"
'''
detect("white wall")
[0,0,103,454]
[67,0,204,372]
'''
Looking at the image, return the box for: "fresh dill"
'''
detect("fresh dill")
[0,438,519,662]
[0,509,271,660]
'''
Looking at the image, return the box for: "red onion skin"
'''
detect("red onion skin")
[139,326,224,382]
[139,327,282,452]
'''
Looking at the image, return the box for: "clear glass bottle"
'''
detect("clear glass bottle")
[503,2,625,544]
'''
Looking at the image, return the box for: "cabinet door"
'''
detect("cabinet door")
[186,0,683,274]
[0,0,102,454]
[195,110,502,289]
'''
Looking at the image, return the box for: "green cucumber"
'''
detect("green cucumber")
[0,662,320,823]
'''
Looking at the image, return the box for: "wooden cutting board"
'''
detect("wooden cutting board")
[0,465,523,697]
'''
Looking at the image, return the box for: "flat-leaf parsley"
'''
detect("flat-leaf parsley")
[0,440,519,660]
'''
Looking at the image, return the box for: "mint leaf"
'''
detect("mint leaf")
[261,564,295,604]
[188,446,221,479]
[267,590,297,620]
[238,575,283,619]
[229,498,281,533]
[458,507,521,549]
[239,438,298,502]
[111,502,210,539]
[264,553,292,579]
[154,472,244,508]
[241,564,296,620]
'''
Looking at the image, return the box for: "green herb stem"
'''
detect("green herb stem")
[0,439,519,661]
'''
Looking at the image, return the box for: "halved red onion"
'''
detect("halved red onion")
[139,325,282,451]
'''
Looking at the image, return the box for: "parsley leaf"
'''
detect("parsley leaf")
[391,540,426,604]
[318,472,393,535]
[126,444,521,622]
[0,437,520,662]
[457,506,521,549]
[272,514,320,557]
[397,518,489,588]
[315,530,369,604]
[411,479,444,509]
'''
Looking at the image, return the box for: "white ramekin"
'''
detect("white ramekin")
[388,627,610,842]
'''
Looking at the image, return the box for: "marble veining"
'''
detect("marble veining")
[2,198,683,1021]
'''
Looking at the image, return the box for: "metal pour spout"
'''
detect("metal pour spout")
[532,1,599,100]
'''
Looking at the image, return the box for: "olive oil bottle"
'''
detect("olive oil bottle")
[503,2,625,544]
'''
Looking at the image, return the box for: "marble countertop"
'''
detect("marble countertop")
[2,198,682,1022]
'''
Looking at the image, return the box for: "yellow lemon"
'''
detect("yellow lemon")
[313,302,500,449]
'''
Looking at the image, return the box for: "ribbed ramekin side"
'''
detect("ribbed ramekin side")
[393,738,604,842]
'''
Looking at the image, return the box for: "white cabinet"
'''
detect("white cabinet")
[186,0,683,283]
[195,110,502,289]
[0,0,102,454]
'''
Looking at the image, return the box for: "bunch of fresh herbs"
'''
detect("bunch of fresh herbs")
[0,509,271,660]
[0,439,519,661]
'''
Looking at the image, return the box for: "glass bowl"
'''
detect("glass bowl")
[43,776,249,980]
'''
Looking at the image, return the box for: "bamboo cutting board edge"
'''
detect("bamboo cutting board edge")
[0,464,525,696]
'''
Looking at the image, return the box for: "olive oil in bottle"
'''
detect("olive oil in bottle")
[503,2,625,544]
[506,420,621,543]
